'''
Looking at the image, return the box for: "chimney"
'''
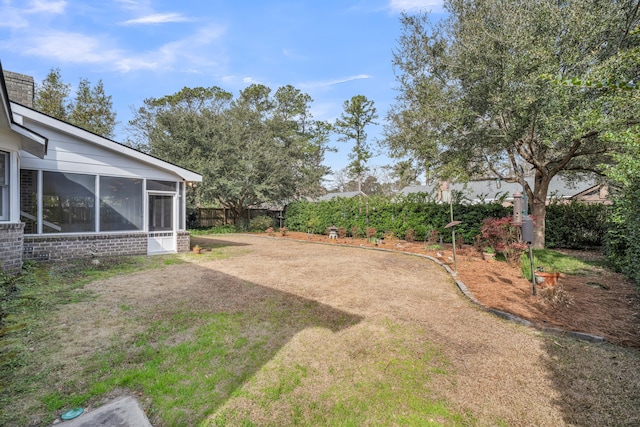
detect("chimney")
[4,70,34,108]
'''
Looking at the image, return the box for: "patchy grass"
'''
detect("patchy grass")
[189,226,238,236]
[2,235,639,426]
[0,248,470,426]
[521,249,605,280]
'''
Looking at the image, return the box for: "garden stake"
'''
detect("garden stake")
[529,244,536,296]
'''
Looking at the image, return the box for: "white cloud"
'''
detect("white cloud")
[299,74,371,90]
[0,0,65,28]
[7,22,226,73]
[242,76,262,85]
[388,0,443,13]
[122,12,190,25]
[116,26,226,72]
[25,0,67,14]
[21,31,123,64]
[0,4,29,28]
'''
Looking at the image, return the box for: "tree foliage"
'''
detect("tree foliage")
[34,68,117,138]
[128,84,332,223]
[33,68,70,120]
[385,0,640,248]
[334,95,378,193]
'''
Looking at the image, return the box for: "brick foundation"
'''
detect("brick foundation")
[23,233,149,261]
[0,223,25,274]
[22,231,192,261]
[177,231,191,252]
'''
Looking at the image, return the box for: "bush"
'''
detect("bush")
[404,229,416,242]
[477,217,527,266]
[249,215,274,231]
[546,201,609,249]
[604,184,640,289]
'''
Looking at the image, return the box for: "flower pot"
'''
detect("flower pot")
[482,252,496,261]
[192,247,202,254]
[534,272,560,287]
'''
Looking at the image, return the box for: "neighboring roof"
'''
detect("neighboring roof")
[11,103,202,182]
[399,176,599,203]
[0,63,47,158]
[316,190,367,201]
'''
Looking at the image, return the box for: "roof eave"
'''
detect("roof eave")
[10,121,48,158]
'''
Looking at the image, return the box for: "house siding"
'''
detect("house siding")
[0,223,24,273]
[18,125,180,181]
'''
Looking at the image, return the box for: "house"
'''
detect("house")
[0,64,202,274]
[315,190,367,201]
[398,176,609,205]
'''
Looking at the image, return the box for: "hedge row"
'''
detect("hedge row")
[604,184,640,288]
[285,195,610,249]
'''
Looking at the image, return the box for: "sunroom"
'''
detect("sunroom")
[12,102,202,261]
[0,65,202,271]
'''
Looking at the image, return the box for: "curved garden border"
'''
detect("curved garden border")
[266,234,606,344]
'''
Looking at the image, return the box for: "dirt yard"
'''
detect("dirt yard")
[33,233,640,426]
[275,231,640,348]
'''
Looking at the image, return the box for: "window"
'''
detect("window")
[100,176,143,231]
[147,180,176,192]
[0,151,8,221]
[42,172,95,233]
[20,169,38,233]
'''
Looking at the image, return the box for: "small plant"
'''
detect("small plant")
[366,227,377,241]
[426,229,440,246]
[279,227,288,236]
[337,227,347,238]
[425,244,442,251]
[265,227,275,236]
[192,245,202,254]
[249,215,274,232]
[383,231,397,241]
[351,226,362,239]
[483,246,495,254]
[404,229,416,242]
[539,285,573,308]
[477,217,528,266]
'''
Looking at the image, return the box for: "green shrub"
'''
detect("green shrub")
[604,184,640,288]
[545,202,609,249]
[284,197,609,252]
[249,215,275,231]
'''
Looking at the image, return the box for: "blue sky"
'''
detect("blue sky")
[0,0,445,185]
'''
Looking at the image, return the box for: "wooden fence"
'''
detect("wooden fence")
[191,207,285,228]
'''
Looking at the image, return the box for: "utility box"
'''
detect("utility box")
[522,216,535,244]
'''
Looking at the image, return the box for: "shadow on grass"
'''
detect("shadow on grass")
[41,262,363,426]
[191,235,252,250]
[542,336,640,426]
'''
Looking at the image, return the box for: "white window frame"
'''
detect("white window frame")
[0,151,9,221]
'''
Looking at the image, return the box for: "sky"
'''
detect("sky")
[0,0,446,186]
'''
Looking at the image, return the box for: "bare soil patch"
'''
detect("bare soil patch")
[275,231,640,348]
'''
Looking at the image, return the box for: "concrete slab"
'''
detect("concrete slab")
[54,396,152,427]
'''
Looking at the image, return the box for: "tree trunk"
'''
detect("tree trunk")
[530,171,551,249]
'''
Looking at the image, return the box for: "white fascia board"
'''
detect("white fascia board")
[11,103,202,182]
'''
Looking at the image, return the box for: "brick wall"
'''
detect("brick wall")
[0,223,25,274]
[177,231,191,252]
[23,231,191,260]
[23,233,148,261]
[4,71,34,108]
